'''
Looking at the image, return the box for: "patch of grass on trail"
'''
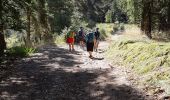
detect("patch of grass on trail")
[54,34,66,45]
[106,36,170,95]
[7,46,36,57]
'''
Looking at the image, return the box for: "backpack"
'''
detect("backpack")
[67,32,75,38]
[78,30,84,37]
[95,31,100,40]
[86,32,94,43]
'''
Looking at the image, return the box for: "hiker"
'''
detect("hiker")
[85,30,96,59]
[94,28,100,52]
[78,27,85,49]
[0,24,6,57]
[66,31,75,52]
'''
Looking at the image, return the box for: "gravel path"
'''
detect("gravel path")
[0,42,153,100]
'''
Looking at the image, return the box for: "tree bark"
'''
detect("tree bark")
[0,0,2,23]
[141,0,152,39]
[26,7,32,47]
[0,0,6,56]
[168,1,170,30]
[38,0,51,42]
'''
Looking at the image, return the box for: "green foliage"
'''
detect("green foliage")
[70,13,88,32]
[74,0,112,23]
[6,32,24,48]
[120,24,125,31]
[100,29,107,40]
[54,35,65,45]
[0,0,24,30]
[48,0,74,33]
[54,31,67,45]
[106,36,170,94]
[112,23,125,32]
[96,23,114,39]
[7,46,36,57]
[1,0,170,49]
[113,24,119,32]
[105,10,112,23]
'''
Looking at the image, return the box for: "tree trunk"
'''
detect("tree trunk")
[159,15,167,31]
[26,7,32,47]
[0,0,2,23]
[141,8,145,32]
[0,0,6,56]
[32,15,41,44]
[141,0,152,39]
[38,0,51,42]
[168,1,170,30]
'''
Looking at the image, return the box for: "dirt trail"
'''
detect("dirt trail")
[0,41,153,100]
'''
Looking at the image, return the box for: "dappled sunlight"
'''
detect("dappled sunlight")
[1,0,170,99]
[0,45,152,100]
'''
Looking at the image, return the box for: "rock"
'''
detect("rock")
[154,88,165,94]
[159,95,170,100]
[164,96,170,100]
[76,65,80,68]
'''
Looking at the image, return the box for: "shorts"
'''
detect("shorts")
[86,42,94,51]
[79,37,84,42]
[67,38,74,43]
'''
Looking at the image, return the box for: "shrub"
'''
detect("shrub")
[6,33,24,48]
[120,23,125,31]
[105,10,112,23]
[54,34,66,45]
[7,46,36,57]
[113,25,119,32]
[96,23,114,39]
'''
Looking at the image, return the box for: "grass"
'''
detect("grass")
[7,46,36,57]
[96,23,142,40]
[106,36,170,95]
[123,24,141,36]
[54,34,66,45]
[5,33,36,58]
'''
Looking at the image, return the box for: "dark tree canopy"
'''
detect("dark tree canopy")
[0,0,170,47]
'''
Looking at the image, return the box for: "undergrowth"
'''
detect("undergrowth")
[54,34,66,45]
[96,23,114,40]
[7,46,36,57]
[106,36,170,95]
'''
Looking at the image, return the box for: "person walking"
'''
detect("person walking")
[85,30,96,59]
[66,31,75,52]
[77,27,85,49]
[94,28,100,52]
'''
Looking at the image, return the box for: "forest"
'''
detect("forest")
[0,0,170,46]
[0,0,170,100]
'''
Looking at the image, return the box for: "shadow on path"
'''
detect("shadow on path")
[0,45,151,100]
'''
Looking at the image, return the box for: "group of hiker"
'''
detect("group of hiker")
[0,24,101,59]
[66,27,101,59]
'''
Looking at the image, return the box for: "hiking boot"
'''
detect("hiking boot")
[89,55,94,59]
